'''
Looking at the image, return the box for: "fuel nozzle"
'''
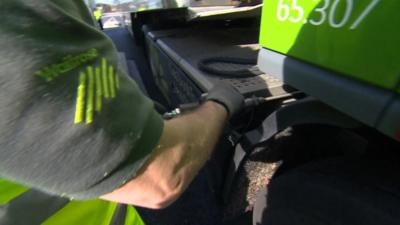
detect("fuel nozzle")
[163,94,267,119]
[202,93,267,107]
[244,96,267,107]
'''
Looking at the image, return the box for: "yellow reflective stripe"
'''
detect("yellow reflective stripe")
[42,200,117,225]
[74,72,86,124]
[74,60,119,125]
[124,205,145,225]
[102,58,110,98]
[0,179,29,205]
[86,66,95,124]
[95,67,102,112]
[108,66,116,98]
[115,73,120,89]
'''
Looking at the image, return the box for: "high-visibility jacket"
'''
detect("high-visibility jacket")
[94,9,102,21]
[0,179,145,225]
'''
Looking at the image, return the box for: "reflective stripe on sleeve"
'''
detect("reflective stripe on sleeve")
[86,66,95,124]
[74,72,87,124]
[108,66,115,98]
[102,58,110,98]
[95,67,103,112]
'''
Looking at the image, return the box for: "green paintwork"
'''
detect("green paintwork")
[0,178,145,225]
[259,0,400,93]
[0,179,29,205]
[42,200,145,225]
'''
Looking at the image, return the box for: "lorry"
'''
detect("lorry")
[119,0,400,224]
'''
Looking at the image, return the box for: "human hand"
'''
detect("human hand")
[205,81,244,118]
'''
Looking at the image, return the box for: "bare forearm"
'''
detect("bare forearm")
[162,101,228,194]
[101,101,227,208]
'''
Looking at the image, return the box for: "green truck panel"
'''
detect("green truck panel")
[259,0,400,92]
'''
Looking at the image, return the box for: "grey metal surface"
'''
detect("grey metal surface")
[376,96,400,141]
[148,27,294,98]
[257,48,393,130]
[145,27,180,41]
[187,4,262,21]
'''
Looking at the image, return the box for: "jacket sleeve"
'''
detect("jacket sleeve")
[0,0,164,199]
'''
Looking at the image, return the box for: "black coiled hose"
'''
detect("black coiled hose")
[198,57,263,78]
